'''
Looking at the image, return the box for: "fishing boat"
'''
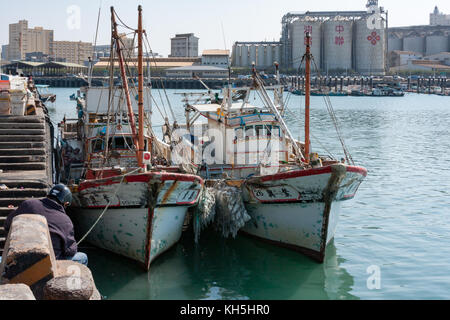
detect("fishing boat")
[57,6,203,270]
[178,33,367,262]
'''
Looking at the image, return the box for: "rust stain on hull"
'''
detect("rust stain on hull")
[161,181,179,205]
[317,164,347,262]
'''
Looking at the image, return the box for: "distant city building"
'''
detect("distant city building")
[94,45,111,60]
[393,59,450,72]
[166,65,227,78]
[170,33,199,57]
[93,35,136,60]
[52,41,93,65]
[430,6,450,26]
[388,51,423,68]
[8,20,54,61]
[202,49,230,67]
[1,45,8,61]
[424,52,450,66]
[25,51,50,62]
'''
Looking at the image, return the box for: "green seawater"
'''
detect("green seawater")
[48,87,450,300]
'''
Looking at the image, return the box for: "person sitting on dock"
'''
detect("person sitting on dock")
[4,184,88,266]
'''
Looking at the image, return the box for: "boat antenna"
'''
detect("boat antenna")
[88,1,102,87]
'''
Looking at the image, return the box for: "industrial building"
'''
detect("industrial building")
[430,6,450,26]
[232,0,388,75]
[165,65,228,78]
[170,33,199,58]
[388,25,450,58]
[231,42,282,69]
[201,50,230,67]
[281,0,387,74]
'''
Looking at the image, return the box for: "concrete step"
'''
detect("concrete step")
[0,189,47,198]
[0,116,43,124]
[0,142,45,149]
[0,162,46,171]
[0,155,46,163]
[0,122,45,130]
[0,135,45,142]
[0,207,16,217]
[0,181,48,189]
[0,148,46,156]
[0,129,45,136]
[0,198,29,207]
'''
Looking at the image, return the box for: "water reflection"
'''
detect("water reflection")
[86,228,357,300]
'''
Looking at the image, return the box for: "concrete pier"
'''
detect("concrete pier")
[0,109,54,253]
[0,215,100,300]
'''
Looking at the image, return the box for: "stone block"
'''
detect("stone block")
[0,214,57,299]
[0,284,36,300]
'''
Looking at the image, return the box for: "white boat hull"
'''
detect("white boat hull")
[241,164,366,262]
[69,172,203,270]
[72,205,190,265]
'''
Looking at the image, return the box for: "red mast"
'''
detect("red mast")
[304,32,311,164]
[111,7,141,167]
[137,5,145,169]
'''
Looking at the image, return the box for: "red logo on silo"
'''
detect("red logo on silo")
[367,31,381,45]
[335,25,344,33]
[304,25,313,34]
[335,36,344,45]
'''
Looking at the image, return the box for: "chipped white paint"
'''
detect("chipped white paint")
[241,168,365,259]
[71,176,202,266]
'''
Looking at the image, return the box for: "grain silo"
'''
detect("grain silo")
[241,45,249,67]
[355,18,385,74]
[403,34,425,54]
[388,34,403,51]
[257,45,266,67]
[425,33,449,56]
[266,45,274,67]
[274,45,281,65]
[249,45,257,65]
[323,18,353,71]
[232,44,238,66]
[290,19,322,69]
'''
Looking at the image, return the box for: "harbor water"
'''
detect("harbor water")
[47,88,450,300]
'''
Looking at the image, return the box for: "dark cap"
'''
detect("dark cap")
[48,184,73,206]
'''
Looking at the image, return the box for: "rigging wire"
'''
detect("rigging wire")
[310,57,354,165]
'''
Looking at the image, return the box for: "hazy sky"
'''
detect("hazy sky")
[1,0,449,57]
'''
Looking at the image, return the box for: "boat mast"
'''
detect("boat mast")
[137,5,146,170]
[111,7,141,167]
[304,32,311,164]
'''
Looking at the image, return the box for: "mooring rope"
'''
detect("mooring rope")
[76,167,142,245]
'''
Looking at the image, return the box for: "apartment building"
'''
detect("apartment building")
[52,41,93,65]
[8,20,54,61]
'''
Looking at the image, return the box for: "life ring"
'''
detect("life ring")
[117,124,122,131]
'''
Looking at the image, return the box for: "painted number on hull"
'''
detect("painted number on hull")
[176,189,200,205]
[252,186,300,203]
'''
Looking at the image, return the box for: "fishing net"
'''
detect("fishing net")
[193,181,251,243]
[193,187,216,243]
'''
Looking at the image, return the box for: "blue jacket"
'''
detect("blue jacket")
[5,198,78,259]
